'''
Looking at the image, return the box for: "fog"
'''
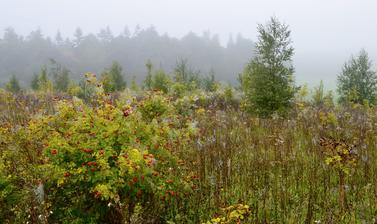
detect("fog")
[1,0,377,88]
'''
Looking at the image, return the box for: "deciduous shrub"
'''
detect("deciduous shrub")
[0,76,199,223]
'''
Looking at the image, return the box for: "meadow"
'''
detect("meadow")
[0,73,376,224]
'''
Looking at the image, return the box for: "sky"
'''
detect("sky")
[1,0,377,88]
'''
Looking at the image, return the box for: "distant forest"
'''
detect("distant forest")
[0,26,254,86]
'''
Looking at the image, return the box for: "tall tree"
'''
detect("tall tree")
[73,27,83,47]
[240,17,296,117]
[123,26,131,38]
[97,26,114,43]
[55,31,64,46]
[3,27,19,44]
[337,49,377,105]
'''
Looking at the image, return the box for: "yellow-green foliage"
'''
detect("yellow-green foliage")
[0,77,199,223]
[203,204,251,224]
[1,75,377,223]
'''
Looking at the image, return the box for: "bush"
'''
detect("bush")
[0,80,198,223]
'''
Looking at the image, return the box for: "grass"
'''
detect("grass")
[1,89,376,223]
[179,105,377,223]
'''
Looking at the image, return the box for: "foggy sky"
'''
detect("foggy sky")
[1,0,377,88]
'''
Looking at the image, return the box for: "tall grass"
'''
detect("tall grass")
[1,90,376,223]
[179,105,376,223]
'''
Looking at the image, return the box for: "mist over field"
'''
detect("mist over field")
[0,26,254,86]
[1,0,377,89]
[2,1,377,223]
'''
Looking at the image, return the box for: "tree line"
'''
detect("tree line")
[3,18,377,118]
[0,26,254,86]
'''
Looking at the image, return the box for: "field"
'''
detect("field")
[0,74,376,224]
